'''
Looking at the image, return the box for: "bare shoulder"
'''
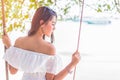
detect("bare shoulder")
[14,36,27,47]
[47,42,56,55]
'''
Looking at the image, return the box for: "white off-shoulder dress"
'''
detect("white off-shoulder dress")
[3,46,62,80]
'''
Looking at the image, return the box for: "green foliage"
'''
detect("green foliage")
[97,8,102,12]
[0,0,41,35]
[114,0,120,13]
[0,0,76,36]
[95,0,120,13]
[96,2,111,12]
[0,0,120,38]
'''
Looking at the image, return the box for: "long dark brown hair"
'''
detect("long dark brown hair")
[28,6,57,43]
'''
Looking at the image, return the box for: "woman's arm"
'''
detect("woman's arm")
[9,65,18,74]
[2,34,18,75]
[2,34,11,48]
[45,63,73,80]
[46,51,80,80]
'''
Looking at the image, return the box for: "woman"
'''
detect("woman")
[2,6,80,80]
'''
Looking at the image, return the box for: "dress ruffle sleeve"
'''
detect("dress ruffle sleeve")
[3,46,62,74]
[46,55,63,74]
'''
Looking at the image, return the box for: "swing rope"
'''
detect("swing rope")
[1,0,9,80]
[73,0,85,80]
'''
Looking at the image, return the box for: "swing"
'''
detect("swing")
[73,0,85,80]
[1,0,9,80]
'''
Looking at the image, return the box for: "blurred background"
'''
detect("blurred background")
[0,0,120,80]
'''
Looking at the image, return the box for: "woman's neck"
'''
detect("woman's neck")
[29,31,44,41]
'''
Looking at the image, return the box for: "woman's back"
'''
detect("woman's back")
[14,36,56,55]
